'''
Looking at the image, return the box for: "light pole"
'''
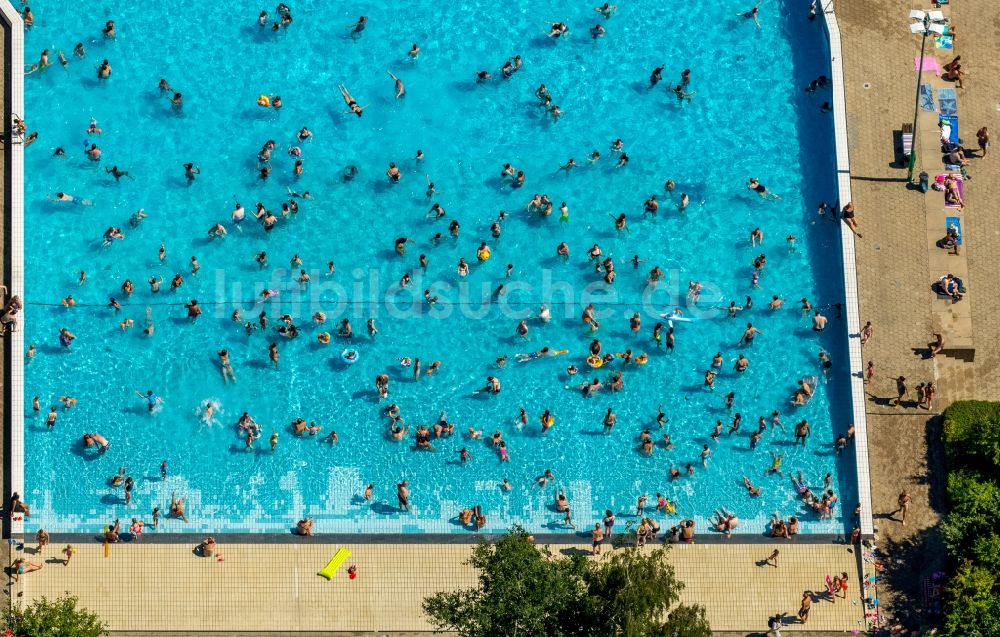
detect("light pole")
[907,10,947,182]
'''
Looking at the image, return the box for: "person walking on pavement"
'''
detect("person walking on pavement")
[768,613,785,636]
[894,490,912,525]
[797,592,812,623]
[893,376,907,407]
[765,548,779,567]
[860,321,873,345]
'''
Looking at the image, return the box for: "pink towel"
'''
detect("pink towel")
[915,56,941,76]
[942,175,964,208]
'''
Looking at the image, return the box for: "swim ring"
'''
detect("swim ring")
[635,353,648,365]
[341,348,359,364]
[477,246,491,261]
[586,355,603,368]
[257,95,271,107]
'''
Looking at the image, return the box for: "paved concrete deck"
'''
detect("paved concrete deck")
[9,540,862,634]
[837,0,1000,627]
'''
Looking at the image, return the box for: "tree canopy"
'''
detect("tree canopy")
[423,527,711,637]
[939,402,1000,636]
[2,595,106,637]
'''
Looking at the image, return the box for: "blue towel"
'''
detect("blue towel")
[938,88,957,116]
[941,115,959,143]
[919,84,935,111]
[946,217,962,245]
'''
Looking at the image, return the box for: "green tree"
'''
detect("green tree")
[939,401,1000,636]
[940,471,1000,557]
[2,595,106,637]
[656,604,713,637]
[970,533,1000,573]
[579,546,705,637]
[423,527,585,636]
[423,527,710,637]
[942,562,1000,637]
[942,401,1000,473]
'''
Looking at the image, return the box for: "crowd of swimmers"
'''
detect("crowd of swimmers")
[17,5,855,540]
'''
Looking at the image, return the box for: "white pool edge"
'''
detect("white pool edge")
[2,0,25,537]
[822,2,874,537]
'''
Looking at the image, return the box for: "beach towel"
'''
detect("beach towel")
[946,216,962,245]
[940,115,958,143]
[919,84,935,111]
[915,56,941,76]
[938,88,957,116]
[936,174,964,208]
[935,35,953,49]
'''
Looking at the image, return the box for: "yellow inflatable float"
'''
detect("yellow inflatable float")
[317,547,351,580]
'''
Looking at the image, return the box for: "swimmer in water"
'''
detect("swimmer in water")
[747,177,781,200]
[386,71,405,98]
[347,15,368,38]
[199,400,220,424]
[743,2,762,29]
[47,192,93,206]
[339,85,368,117]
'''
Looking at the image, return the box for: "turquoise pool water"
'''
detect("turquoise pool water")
[22,1,856,535]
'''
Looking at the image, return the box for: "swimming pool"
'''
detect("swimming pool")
[21,0,856,535]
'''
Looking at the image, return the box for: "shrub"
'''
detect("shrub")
[1,595,106,637]
[942,563,1000,637]
[940,470,1000,557]
[941,401,1000,473]
[940,401,1000,637]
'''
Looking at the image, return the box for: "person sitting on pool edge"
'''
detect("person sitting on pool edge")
[199,537,218,557]
[104,519,122,543]
[296,518,313,536]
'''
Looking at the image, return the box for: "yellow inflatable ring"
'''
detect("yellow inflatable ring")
[586,355,603,368]
[635,353,648,365]
[257,95,271,107]
[477,247,491,261]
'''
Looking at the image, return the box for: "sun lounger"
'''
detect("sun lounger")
[901,123,914,159]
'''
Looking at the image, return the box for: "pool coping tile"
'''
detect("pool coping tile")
[1,0,26,537]
[821,1,874,537]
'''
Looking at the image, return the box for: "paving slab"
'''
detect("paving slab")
[9,540,863,633]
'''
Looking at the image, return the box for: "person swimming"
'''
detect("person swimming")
[339,84,368,117]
